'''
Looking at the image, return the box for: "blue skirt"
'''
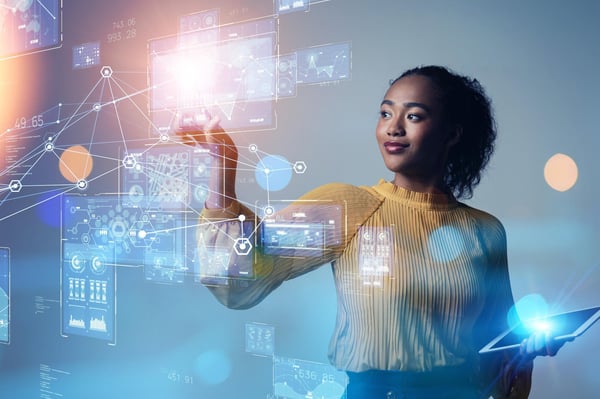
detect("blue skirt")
[344,367,484,399]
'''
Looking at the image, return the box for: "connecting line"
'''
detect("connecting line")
[36,0,57,20]
[55,77,104,136]
[0,184,78,222]
[194,218,245,242]
[0,162,122,222]
[106,78,129,155]
[103,74,173,148]
[106,81,157,107]
[0,143,54,207]
[193,209,266,244]
[1,140,48,177]
[54,107,95,135]
[85,78,109,155]
[107,262,144,269]
[148,224,195,235]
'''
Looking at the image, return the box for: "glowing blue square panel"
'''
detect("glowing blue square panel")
[273,356,348,399]
[0,247,9,344]
[62,194,189,286]
[277,53,297,98]
[296,42,351,85]
[61,196,118,343]
[0,0,62,60]
[61,241,116,343]
[148,18,277,134]
[195,220,256,285]
[277,0,309,15]
[121,144,212,210]
[245,322,275,357]
[258,201,345,259]
[180,9,219,33]
[72,41,100,70]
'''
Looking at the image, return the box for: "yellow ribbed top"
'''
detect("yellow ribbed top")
[198,180,532,397]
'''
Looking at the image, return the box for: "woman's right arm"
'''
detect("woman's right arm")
[178,116,337,309]
[177,114,238,210]
[178,116,383,309]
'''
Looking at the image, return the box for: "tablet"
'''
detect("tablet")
[479,306,600,354]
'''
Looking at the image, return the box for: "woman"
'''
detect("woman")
[180,65,559,398]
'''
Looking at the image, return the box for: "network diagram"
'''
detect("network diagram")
[0,1,353,397]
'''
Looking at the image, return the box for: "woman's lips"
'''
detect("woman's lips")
[384,141,409,154]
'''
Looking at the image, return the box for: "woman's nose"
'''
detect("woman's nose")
[387,123,405,136]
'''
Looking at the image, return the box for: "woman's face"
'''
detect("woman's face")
[375,74,457,189]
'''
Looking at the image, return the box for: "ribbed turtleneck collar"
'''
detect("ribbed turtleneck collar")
[371,179,458,211]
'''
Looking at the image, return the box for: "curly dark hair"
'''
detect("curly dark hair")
[391,65,497,199]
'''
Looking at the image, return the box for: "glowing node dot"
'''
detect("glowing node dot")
[238,214,246,222]
[544,153,578,192]
[264,206,275,216]
[264,168,270,175]
[76,179,88,190]
[138,230,147,239]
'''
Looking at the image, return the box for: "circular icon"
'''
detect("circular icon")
[70,254,85,273]
[90,255,107,275]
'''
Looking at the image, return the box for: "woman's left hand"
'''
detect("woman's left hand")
[519,331,569,359]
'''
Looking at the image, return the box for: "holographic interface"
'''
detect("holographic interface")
[0,0,62,60]
[0,247,9,344]
[273,356,348,399]
[149,17,277,134]
[259,201,345,258]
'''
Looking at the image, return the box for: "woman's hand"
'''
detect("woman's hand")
[519,331,569,359]
[176,114,237,159]
[175,113,238,209]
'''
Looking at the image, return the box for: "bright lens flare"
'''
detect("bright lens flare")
[544,153,578,192]
[525,319,553,334]
[172,49,217,95]
[59,145,93,183]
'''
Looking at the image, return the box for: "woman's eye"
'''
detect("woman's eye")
[380,110,391,119]
[407,113,422,121]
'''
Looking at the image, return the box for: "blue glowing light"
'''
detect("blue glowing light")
[36,191,62,228]
[194,350,232,385]
[427,225,466,263]
[255,155,292,192]
[507,293,549,332]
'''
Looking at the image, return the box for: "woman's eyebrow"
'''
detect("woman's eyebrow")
[380,99,430,112]
[403,101,430,112]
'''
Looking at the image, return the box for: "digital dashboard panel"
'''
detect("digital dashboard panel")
[148,17,277,135]
[273,356,348,399]
[0,0,62,60]
[0,247,9,344]
[259,201,345,259]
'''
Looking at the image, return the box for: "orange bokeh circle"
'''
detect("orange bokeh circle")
[59,145,93,183]
[543,153,578,192]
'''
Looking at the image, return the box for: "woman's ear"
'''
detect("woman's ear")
[447,125,463,148]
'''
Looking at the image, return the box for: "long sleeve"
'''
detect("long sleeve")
[197,183,383,309]
[472,213,533,398]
